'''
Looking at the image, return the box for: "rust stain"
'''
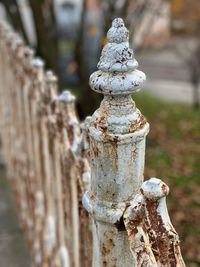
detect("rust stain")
[129,114,147,133]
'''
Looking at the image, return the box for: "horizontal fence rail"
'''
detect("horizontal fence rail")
[0,18,185,267]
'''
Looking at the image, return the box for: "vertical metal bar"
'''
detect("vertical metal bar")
[59,91,80,267]
[41,70,58,265]
[32,58,46,266]
[83,18,149,266]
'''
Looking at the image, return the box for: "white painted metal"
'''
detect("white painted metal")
[124,178,186,266]
[83,18,149,266]
[0,17,186,267]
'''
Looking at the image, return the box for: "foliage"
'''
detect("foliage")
[135,91,200,266]
[171,0,200,34]
[171,0,200,23]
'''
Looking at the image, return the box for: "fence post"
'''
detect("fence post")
[83,18,149,266]
[124,178,185,266]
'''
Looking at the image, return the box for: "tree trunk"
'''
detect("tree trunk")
[29,0,59,76]
[1,0,28,43]
[74,0,101,119]
[192,82,199,109]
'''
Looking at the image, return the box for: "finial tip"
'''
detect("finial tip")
[32,57,44,68]
[141,178,169,200]
[46,70,57,83]
[59,90,75,103]
[112,18,125,28]
[107,17,129,43]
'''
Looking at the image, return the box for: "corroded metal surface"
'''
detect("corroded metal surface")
[0,18,185,267]
[0,19,92,267]
[83,18,149,267]
[124,178,185,267]
[83,18,185,267]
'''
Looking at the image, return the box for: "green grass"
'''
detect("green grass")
[134,92,200,265]
[134,91,200,181]
[134,91,200,138]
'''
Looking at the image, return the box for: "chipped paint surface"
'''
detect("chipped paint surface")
[124,178,185,267]
[0,17,185,267]
[124,193,157,267]
[83,18,185,267]
[0,19,92,267]
[83,18,149,266]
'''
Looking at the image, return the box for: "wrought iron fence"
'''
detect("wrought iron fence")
[0,18,185,267]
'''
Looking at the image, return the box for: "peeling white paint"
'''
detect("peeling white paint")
[0,17,186,267]
[83,18,149,267]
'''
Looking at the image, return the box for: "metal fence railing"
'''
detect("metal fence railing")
[0,18,185,267]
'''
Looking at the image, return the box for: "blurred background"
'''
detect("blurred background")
[0,0,199,266]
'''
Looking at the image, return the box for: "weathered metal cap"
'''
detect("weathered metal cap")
[141,178,169,200]
[46,70,58,83]
[32,57,45,68]
[107,18,129,43]
[11,35,23,50]
[89,18,146,95]
[59,90,75,103]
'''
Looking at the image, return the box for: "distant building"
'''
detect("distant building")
[54,0,102,85]
[54,0,170,49]
[54,0,82,28]
[133,0,170,48]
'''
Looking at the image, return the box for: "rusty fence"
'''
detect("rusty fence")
[0,18,186,267]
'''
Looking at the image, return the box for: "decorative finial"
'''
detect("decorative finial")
[46,70,58,83]
[59,90,75,103]
[32,57,45,69]
[45,70,58,101]
[11,35,23,51]
[83,18,150,267]
[90,18,145,95]
[32,58,45,83]
[141,178,169,200]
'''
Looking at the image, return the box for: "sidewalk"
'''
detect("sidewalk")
[138,46,199,104]
[143,79,194,104]
[0,165,31,267]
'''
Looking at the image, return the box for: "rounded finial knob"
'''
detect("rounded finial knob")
[112,18,124,27]
[32,58,44,69]
[59,90,75,103]
[141,178,169,200]
[46,70,57,83]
